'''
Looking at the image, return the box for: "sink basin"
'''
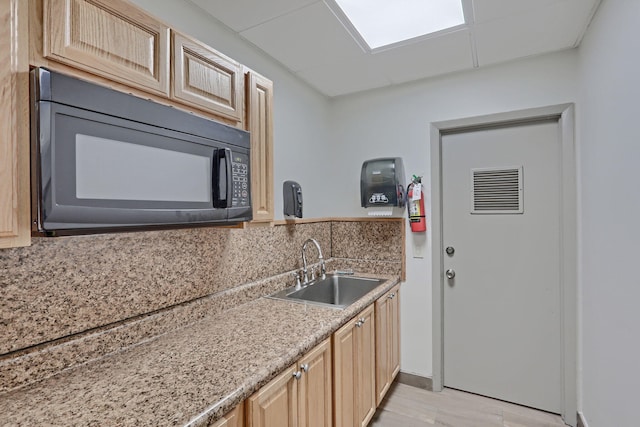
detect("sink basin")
[268,274,385,309]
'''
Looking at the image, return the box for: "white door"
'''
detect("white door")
[442,120,562,413]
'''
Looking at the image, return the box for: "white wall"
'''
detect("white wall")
[328,51,580,377]
[577,0,640,425]
[129,0,335,219]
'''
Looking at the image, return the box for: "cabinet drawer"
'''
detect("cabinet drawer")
[44,0,170,96]
[172,31,243,122]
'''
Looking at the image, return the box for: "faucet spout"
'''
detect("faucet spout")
[301,238,326,284]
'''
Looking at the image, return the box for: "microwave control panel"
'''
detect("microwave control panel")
[231,153,250,207]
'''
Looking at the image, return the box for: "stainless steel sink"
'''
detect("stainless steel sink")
[268,274,385,309]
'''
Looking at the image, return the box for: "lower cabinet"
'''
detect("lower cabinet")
[333,304,376,427]
[298,339,333,427]
[246,338,332,427]
[210,402,244,427]
[241,287,401,427]
[375,284,401,405]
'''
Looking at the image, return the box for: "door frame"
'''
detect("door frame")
[429,104,577,426]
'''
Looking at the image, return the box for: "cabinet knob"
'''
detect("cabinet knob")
[388,292,396,299]
[301,363,309,372]
[355,320,363,328]
[293,371,302,380]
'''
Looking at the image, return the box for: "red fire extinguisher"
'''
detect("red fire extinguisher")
[407,175,426,232]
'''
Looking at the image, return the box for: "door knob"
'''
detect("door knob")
[446,269,456,279]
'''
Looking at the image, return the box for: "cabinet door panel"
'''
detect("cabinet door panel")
[247,365,298,427]
[246,71,274,222]
[333,319,357,427]
[390,287,401,381]
[298,338,332,427]
[44,0,169,95]
[374,284,401,405]
[375,293,390,405]
[357,305,376,427]
[0,0,30,248]
[173,31,243,122]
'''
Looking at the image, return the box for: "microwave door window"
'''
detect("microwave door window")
[75,134,211,203]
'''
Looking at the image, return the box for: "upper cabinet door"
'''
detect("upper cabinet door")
[0,0,30,249]
[246,70,274,223]
[172,31,243,123]
[44,0,170,96]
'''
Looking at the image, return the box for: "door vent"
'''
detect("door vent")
[471,167,523,214]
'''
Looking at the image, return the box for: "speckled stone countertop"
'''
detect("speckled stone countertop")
[0,273,399,427]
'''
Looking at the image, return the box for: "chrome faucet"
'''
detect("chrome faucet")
[301,238,326,284]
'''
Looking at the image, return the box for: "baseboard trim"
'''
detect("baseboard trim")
[396,371,433,391]
[577,412,588,427]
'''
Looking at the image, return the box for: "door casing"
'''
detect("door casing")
[429,104,577,426]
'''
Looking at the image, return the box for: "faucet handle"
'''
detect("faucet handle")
[290,271,302,289]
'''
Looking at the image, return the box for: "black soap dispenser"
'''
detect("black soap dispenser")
[283,181,303,218]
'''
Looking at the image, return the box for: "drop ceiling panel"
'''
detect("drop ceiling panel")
[189,0,317,32]
[296,55,392,97]
[472,0,564,24]
[240,2,363,72]
[187,0,601,97]
[376,29,474,85]
[474,0,589,66]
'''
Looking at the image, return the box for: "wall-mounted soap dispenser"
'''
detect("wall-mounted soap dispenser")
[283,181,303,218]
[360,158,406,208]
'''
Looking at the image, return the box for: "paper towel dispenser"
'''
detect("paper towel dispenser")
[360,158,405,208]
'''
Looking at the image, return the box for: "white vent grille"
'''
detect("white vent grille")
[471,167,523,214]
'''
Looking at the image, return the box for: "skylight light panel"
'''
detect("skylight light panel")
[332,0,466,50]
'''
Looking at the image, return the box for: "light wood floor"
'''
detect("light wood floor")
[370,382,567,427]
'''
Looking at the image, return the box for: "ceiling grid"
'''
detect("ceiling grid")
[189,0,601,97]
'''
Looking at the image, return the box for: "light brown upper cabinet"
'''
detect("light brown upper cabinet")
[172,31,243,123]
[375,284,401,405]
[43,0,170,96]
[245,70,274,223]
[333,304,376,427]
[0,0,30,249]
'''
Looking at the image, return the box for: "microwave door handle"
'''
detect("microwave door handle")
[214,148,233,208]
[223,148,233,208]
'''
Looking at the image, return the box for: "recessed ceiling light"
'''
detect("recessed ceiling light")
[328,0,466,50]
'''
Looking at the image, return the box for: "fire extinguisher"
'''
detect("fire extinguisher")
[407,175,426,232]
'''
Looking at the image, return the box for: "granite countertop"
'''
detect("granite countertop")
[0,273,400,426]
